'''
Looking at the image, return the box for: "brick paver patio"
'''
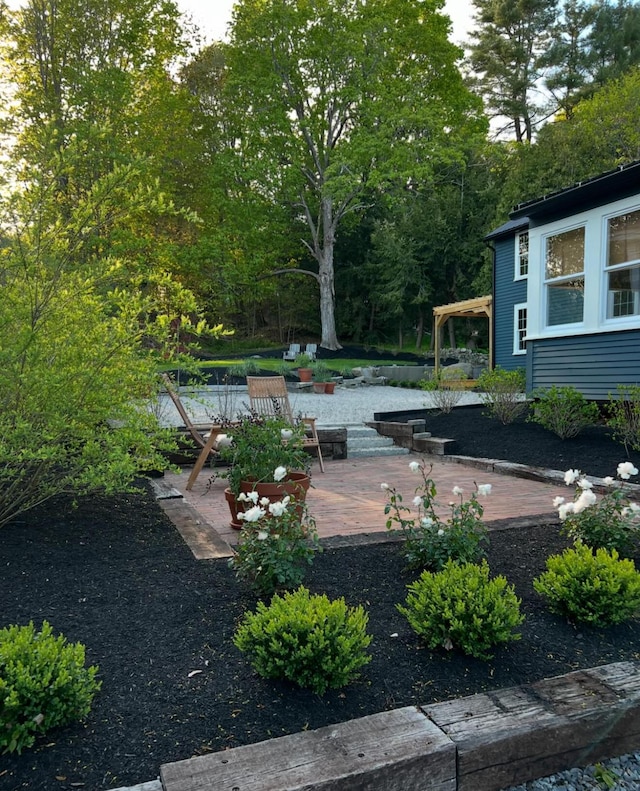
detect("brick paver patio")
[162,454,569,558]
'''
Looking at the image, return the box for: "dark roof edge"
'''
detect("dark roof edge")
[484,216,529,241]
[510,160,640,220]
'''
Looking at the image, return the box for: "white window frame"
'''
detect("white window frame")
[514,231,529,280]
[604,207,640,322]
[513,303,527,355]
[543,224,585,329]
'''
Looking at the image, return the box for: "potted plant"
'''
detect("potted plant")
[311,361,332,393]
[294,352,314,382]
[218,413,311,528]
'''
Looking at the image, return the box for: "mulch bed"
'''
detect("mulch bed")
[3,406,640,791]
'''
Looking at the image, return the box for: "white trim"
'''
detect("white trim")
[513,303,527,355]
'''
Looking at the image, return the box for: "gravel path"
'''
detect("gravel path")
[157,384,484,427]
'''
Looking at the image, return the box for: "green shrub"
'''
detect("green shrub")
[477,367,527,424]
[228,358,261,377]
[233,587,372,694]
[533,541,640,626]
[384,460,489,571]
[398,560,524,660]
[606,385,640,454]
[529,386,600,439]
[0,621,101,754]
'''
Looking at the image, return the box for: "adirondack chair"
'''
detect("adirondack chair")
[304,343,318,361]
[282,343,301,361]
[246,376,325,472]
[161,374,229,491]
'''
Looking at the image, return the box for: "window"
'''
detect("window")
[606,209,640,319]
[513,304,527,354]
[544,226,585,326]
[516,231,528,279]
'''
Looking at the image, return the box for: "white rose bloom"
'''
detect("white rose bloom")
[274,466,287,482]
[564,469,581,486]
[558,502,575,520]
[553,496,565,507]
[437,529,445,536]
[242,505,266,522]
[573,490,597,514]
[412,496,422,507]
[617,461,639,480]
[477,484,492,497]
[269,501,287,517]
[280,429,293,440]
[578,478,593,490]
[452,486,463,496]
[409,461,421,473]
[421,517,434,527]
[259,497,270,507]
[603,476,615,486]
[257,530,269,540]
[246,491,259,504]
[380,483,390,491]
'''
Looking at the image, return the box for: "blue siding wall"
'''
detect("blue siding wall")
[494,235,528,370]
[528,330,640,399]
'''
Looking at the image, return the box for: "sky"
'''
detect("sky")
[177,0,474,45]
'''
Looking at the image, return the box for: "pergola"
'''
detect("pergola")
[432,295,493,376]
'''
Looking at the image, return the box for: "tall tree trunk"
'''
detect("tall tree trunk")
[317,197,342,350]
[415,311,424,349]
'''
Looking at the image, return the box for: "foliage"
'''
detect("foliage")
[383,460,489,571]
[0,621,101,754]
[293,353,314,369]
[556,465,640,555]
[230,495,321,597]
[218,413,310,497]
[606,385,640,455]
[468,0,555,142]
[420,370,465,413]
[233,587,372,695]
[227,359,262,378]
[398,560,524,660]
[477,367,527,424]
[311,361,333,382]
[0,153,220,528]
[223,0,485,348]
[529,385,600,439]
[533,541,640,626]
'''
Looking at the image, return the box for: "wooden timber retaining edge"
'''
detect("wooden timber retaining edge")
[159,660,640,791]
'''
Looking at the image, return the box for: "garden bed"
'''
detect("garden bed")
[3,478,640,791]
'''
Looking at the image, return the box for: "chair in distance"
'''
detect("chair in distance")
[161,373,228,491]
[246,376,325,473]
[282,343,301,361]
[304,343,317,361]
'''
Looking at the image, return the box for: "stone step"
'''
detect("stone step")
[348,445,410,458]
[348,435,397,450]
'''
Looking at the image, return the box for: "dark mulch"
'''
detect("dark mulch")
[3,407,640,791]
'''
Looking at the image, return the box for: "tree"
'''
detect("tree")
[222,0,485,349]
[468,0,558,141]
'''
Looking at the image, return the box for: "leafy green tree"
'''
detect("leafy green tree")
[468,0,557,141]
[222,0,485,349]
[0,142,217,528]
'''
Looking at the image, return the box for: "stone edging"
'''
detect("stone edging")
[159,660,640,791]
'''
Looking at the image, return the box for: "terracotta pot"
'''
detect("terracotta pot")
[313,381,326,394]
[226,472,311,528]
[298,367,313,382]
[324,382,335,394]
[224,488,244,530]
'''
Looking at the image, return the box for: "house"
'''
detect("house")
[487,160,640,398]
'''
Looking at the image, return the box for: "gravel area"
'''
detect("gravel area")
[157,383,484,427]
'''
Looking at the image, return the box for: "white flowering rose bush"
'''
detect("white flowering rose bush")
[555,463,640,554]
[382,459,489,571]
[230,495,320,596]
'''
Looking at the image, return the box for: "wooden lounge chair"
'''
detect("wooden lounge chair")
[282,343,301,361]
[246,376,325,472]
[161,374,227,491]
